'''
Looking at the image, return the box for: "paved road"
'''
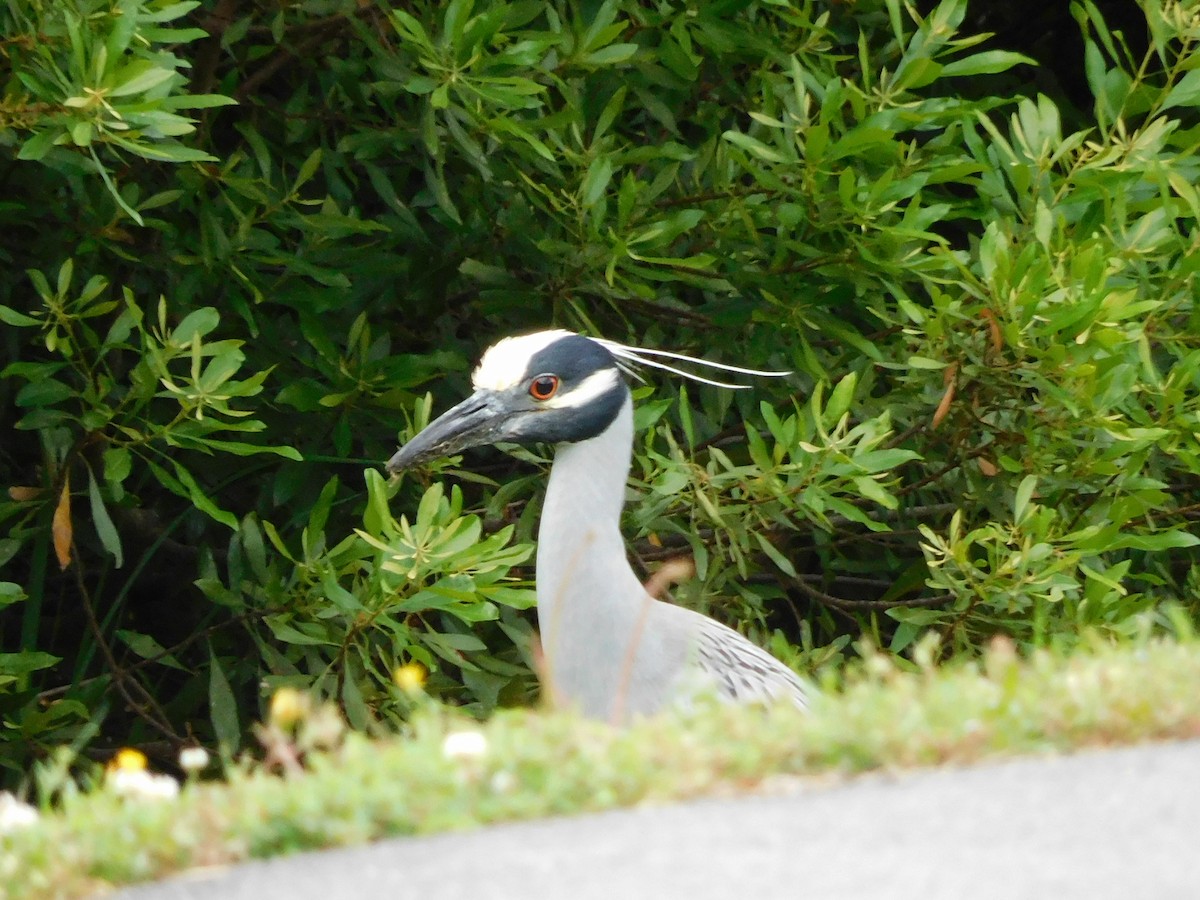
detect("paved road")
[120,740,1199,900]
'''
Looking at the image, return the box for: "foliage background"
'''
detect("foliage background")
[1,0,1198,790]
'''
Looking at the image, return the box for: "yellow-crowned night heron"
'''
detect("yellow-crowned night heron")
[386,330,808,721]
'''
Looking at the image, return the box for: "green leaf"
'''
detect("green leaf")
[941,51,1037,78]
[0,651,60,676]
[240,514,268,583]
[161,93,237,110]
[888,621,920,654]
[424,630,486,654]
[174,437,302,460]
[146,459,238,529]
[17,130,57,161]
[828,127,894,160]
[141,25,210,43]
[138,2,202,24]
[853,449,921,473]
[107,136,214,163]
[627,208,704,246]
[304,476,340,558]
[0,581,26,609]
[1014,475,1038,523]
[754,532,797,577]
[89,146,145,224]
[485,586,537,610]
[853,475,898,510]
[208,646,240,754]
[173,307,220,344]
[320,568,363,614]
[267,618,337,647]
[102,447,132,489]
[593,85,627,142]
[825,372,857,425]
[1162,69,1200,112]
[341,670,369,730]
[116,630,187,670]
[581,43,638,66]
[292,149,322,193]
[87,466,123,567]
[416,481,446,530]
[907,356,947,370]
[15,379,74,408]
[581,155,614,208]
[1108,531,1200,552]
[722,130,787,163]
[0,305,40,326]
[109,65,176,97]
[892,57,942,91]
[363,468,394,535]
[71,121,94,147]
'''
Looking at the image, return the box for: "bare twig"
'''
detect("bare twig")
[37,601,290,702]
[788,575,953,611]
[72,550,186,745]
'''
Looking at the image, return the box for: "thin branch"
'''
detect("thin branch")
[788,575,954,611]
[73,550,185,745]
[235,25,346,103]
[38,600,289,702]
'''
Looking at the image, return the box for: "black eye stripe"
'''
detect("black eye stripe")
[524,334,616,383]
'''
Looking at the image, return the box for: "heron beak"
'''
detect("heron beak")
[386,390,507,473]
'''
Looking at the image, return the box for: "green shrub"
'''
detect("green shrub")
[1,0,1198,792]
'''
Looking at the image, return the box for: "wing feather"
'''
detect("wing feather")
[692,617,809,709]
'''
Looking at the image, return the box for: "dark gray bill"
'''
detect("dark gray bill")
[386,390,506,473]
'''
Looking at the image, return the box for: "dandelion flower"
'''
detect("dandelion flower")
[269,687,308,729]
[393,662,427,695]
[110,747,148,772]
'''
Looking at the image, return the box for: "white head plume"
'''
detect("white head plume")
[472,330,572,391]
[592,337,790,390]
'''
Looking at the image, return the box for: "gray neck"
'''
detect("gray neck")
[535,394,645,684]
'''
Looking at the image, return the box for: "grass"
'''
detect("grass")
[4,631,1200,899]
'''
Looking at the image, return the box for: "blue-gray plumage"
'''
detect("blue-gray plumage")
[386,330,808,722]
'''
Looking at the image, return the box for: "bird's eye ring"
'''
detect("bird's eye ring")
[529,374,559,401]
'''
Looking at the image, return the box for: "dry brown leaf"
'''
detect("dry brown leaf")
[8,486,42,502]
[980,308,1003,354]
[978,457,999,477]
[932,363,958,429]
[52,475,72,570]
[643,556,696,601]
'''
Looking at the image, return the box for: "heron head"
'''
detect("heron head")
[386,330,627,473]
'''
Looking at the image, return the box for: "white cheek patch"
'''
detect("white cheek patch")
[472,329,573,391]
[543,368,619,409]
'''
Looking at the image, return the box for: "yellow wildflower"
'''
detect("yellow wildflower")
[393,662,427,695]
[269,687,308,729]
[108,747,148,772]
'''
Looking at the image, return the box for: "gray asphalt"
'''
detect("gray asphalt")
[119,739,1199,900]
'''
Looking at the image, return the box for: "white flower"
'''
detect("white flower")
[0,792,39,834]
[178,746,210,774]
[441,730,488,762]
[489,770,516,794]
[108,768,180,801]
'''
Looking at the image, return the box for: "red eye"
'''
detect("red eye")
[529,374,559,401]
